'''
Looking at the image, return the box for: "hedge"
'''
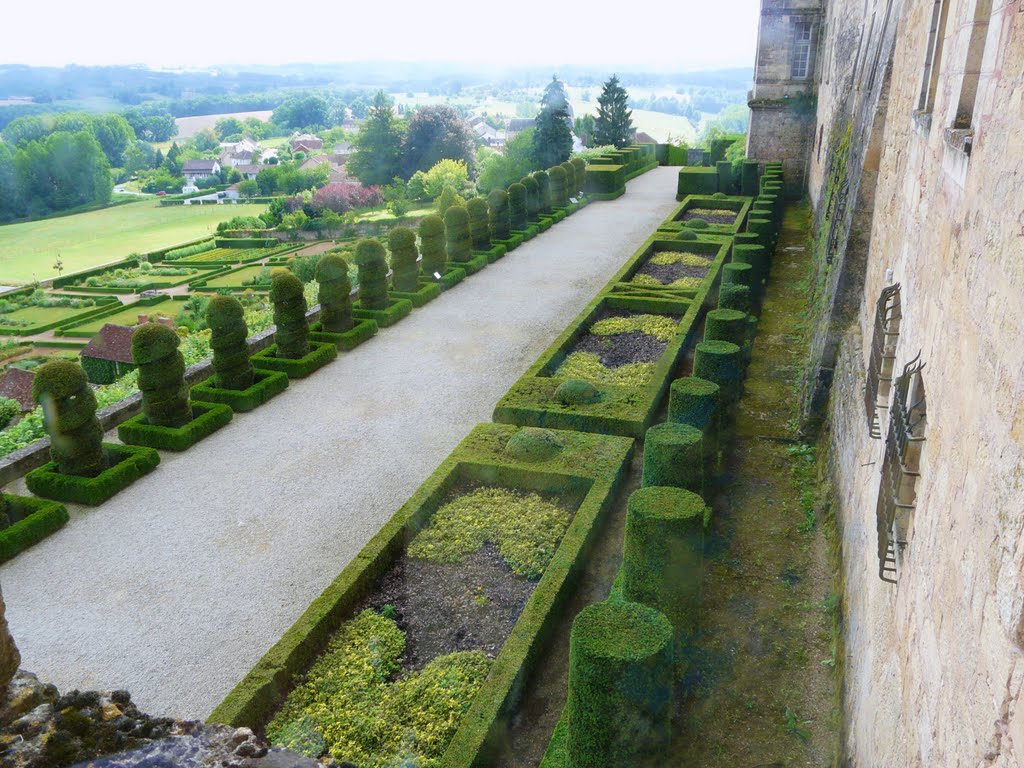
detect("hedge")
[390,279,442,308]
[0,495,69,565]
[583,165,625,199]
[190,368,290,413]
[252,340,337,378]
[741,160,760,196]
[641,422,703,493]
[309,317,378,351]
[693,340,743,406]
[215,237,278,248]
[25,443,160,506]
[668,376,719,431]
[704,308,748,349]
[118,401,233,451]
[353,296,414,327]
[676,166,719,198]
[719,282,753,314]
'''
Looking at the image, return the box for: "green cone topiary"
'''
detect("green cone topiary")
[388,227,419,293]
[534,170,551,214]
[33,360,106,477]
[466,197,491,250]
[270,269,310,359]
[354,238,389,311]
[549,166,568,209]
[445,205,472,264]
[206,295,253,391]
[487,189,511,240]
[132,323,191,429]
[508,183,528,231]
[419,214,447,276]
[316,253,353,333]
[521,175,540,220]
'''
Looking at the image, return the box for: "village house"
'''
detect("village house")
[290,133,323,154]
[181,160,221,183]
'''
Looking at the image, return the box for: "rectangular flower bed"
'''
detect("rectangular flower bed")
[190,369,290,413]
[117,401,233,451]
[659,194,753,236]
[390,279,442,308]
[208,423,634,768]
[0,495,69,564]
[25,443,160,506]
[352,297,414,328]
[252,340,337,379]
[309,318,378,351]
[605,237,731,301]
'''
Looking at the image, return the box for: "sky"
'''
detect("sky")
[2,0,762,71]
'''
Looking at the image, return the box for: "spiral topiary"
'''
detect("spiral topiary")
[354,238,389,311]
[521,175,540,219]
[132,323,191,428]
[548,166,568,209]
[444,205,472,264]
[33,360,106,477]
[571,157,586,196]
[270,269,310,359]
[316,253,353,333]
[466,197,491,250]
[419,214,447,277]
[388,227,419,292]
[487,189,511,240]
[534,170,551,213]
[206,295,253,391]
[507,183,528,230]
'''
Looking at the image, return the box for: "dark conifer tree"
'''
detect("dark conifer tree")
[593,75,635,149]
[532,76,573,169]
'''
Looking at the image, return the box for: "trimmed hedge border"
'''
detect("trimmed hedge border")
[251,340,337,379]
[390,279,442,308]
[451,252,490,276]
[25,443,160,506]
[117,402,233,451]
[474,244,507,263]
[659,194,753,236]
[190,368,290,413]
[352,296,413,328]
[208,422,634,768]
[0,495,69,564]
[309,318,378,352]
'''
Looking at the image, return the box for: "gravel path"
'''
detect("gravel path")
[0,168,680,719]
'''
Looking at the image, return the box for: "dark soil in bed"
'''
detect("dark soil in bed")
[636,261,708,284]
[574,331,667,367]
[680,209,737,225]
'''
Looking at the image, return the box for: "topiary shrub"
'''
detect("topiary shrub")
[388,227,419,292]
[466,197,491,250]
[554,378,601,406]
[0,397,19,430]
[722,262,755,290]
[560,162,576,200]
[354,238,390,311]
[419,214,447,276]
[675,230,698,241]
[521,175,540,220]
[549,166,568,209]
[487,189,511,240]
[732,243,770,288]
[704,308,748,348]
[719,282,752,314]
[668,376,719,430]
[444,205,472,264]
[206,295,253,391]
[571,157,586,196]
[507,183,528,231]
[503,427,564,463]
[534,170,551,214]
[693,340,743,406]
[270,269,310,359]
[316,253,354,332]
[132,323,191,428]
[32,360,106,477]
[684,218,708,230]
[566,600,673,768]
[641,422,703,493]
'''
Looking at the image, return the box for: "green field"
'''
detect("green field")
[0,304,104,334]
[198,266,269,289]
[0,201,268,285]
[62,298,178,336]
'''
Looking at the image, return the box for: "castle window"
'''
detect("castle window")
[951,0,993,134]
[876,357,927,584]
[792,21,814,79]
[865,284,901,438]
[917,0,951,115]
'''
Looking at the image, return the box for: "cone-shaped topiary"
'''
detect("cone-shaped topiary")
[419,214,447,277]
[549,166,568,209]
[560,162,576,199]
[488,189,511,240]
[33,360,106,477]
[444,205,472,264]
[206,295,253,391]
[132,323,191,429]
[466,197,491,250]
[270,269,310,359]
[354,238,389,311]
[521,175,540,220]
[508,182,528,230]
[571,157,586,196]
[534,170,551,214]
[388,227,419,292]
[316,253,354,332]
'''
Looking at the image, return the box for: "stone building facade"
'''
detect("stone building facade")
[752,0,1024,764]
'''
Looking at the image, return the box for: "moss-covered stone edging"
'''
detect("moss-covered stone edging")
[116,401,233,451]
[308,318,378,351]
[0,494,69,564]
[208,422,634,768]
[189,369,290,413]
[25,443,160,506]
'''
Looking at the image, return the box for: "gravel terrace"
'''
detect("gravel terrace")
[0,167,681,719]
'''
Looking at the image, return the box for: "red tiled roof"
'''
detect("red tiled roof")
[0,367,35,411]
[80,324,138,364]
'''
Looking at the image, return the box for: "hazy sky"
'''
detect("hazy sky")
[3,0,762,70]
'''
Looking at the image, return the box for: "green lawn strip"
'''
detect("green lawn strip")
[58,297,180,337]
[0,297,121,337]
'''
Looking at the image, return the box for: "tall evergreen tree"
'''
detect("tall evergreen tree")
[348,91,405,186]
[532,76,573,169]
[593,75,635,149]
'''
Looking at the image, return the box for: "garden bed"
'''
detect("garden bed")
[309,318,378,352]
[663,195,753,235]
[58,297,181,337]
[117,401,233,451]
[252,340,337,379]
[190,368,290,412]
[0,494,69,564]
[0,295,120,337]
[25,443,160,506]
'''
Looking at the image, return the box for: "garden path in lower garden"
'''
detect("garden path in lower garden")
[0,167,682,720]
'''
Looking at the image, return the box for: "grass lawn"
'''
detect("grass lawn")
[357,204,433,223]
[62,297,178,336]
[0,304,105,334]
[0,201,268,285]
[198,266,268,290]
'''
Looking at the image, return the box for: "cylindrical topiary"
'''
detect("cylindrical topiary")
[316,253,354,332]
[534,170,551,214]
[571,157,586,196]
[623,486,705,661]
[704,308,748,348]
[354,238,389,311]
[487,189,511,240]
[566,600,673,768]
[270,269,310,359]
[445,205,472,264]
[507,182,528,231]
[207,295,253,391]
[733,244,770,289]
[521,175,540,220]
[722,262,755,290]
[668,376,719,430]
[549,166,568,209]
[419,214,447,277]
[719,282,753,314]
[732,232,760,250]
[693,340,743,406]
[741,159,759,196]
[33,360,106,477]
[747,217,775,249]
[642,422,703,493]
[560,162,576,199]
[132,323,191,428]
[388,227,419,292]
[466,197,491,250]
